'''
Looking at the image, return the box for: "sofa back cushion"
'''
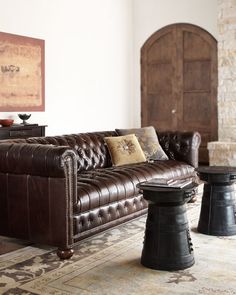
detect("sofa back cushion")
[73,131,117,171]
[4,131,117,172]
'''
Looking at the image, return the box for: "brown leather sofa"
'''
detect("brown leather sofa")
[0,130,201,259]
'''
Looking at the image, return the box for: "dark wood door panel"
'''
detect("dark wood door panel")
[141,23,218,164]
[146,94,177,130]
[147,63,173,93]
[199,147,209,164]
[183,31,211,60]
[184,61,211,91]
[141,26,177,131]
[147,32,174,63]
[183,93,211,126]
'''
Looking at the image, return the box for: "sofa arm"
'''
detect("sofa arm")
[0,143,78,253]
[0,143,77,177]
[157,131,201,168]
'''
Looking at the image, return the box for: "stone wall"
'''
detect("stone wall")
[208,0,236,166]
[218,0,236,141]
[208,141,236,165]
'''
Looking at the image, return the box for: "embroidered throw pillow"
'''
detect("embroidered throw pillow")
[116,126,168,161]
[104,134,146,166]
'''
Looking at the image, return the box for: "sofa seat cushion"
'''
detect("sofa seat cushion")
[75,160,195,214]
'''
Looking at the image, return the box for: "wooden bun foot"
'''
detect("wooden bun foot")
[57,248,74,259]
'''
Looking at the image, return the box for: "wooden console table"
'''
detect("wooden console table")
[0,125,47,140]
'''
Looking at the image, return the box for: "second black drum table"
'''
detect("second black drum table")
[197,166,236,236]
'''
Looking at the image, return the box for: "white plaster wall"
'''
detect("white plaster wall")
[0,0,133,135]
[132,0,218,127]
[0,0,218,135]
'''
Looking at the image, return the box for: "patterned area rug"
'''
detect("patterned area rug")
[0,198,236,295]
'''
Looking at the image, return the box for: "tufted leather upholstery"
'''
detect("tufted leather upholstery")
[0,129,201,258]
[157,131,201,168]
[3,131,116,172]
[73,160,195,239]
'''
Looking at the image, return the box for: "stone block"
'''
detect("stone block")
[208,141,236,166]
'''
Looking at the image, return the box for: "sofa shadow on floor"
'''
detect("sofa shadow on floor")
[0,236,31,255]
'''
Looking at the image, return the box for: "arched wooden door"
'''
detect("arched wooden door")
[141,23,218,164]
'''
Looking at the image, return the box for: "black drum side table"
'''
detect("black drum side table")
[138,183,196,271]
[197,166,236,236]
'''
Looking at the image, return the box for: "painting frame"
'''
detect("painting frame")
[0,31,45,111]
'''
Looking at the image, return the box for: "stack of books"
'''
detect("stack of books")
[141,178,192,189]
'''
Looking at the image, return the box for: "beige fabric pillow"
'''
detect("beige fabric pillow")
[116,126,168,161]
[104,134,146,166]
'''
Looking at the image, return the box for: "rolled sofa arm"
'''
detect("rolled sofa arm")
[0,143,78,252]
[157,131,201,168]
[0,143,77,177]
